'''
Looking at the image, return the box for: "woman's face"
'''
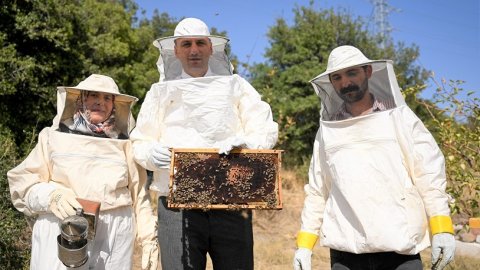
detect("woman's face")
[84,91,114,124]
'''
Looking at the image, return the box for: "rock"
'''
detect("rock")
[455,240,480,258]
[453,213,470,226]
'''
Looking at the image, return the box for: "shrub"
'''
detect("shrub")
[411,79,479,218]
[0,126,31,269]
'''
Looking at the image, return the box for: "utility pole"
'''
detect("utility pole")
[371,0,398,49]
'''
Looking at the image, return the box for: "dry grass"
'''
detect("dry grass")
[133,169,480,270]
[251,170,331,269]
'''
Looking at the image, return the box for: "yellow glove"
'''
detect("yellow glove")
[141,240,159,270]
[48,188,82,220]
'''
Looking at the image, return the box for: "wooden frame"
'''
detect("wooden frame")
[168,148,283,210]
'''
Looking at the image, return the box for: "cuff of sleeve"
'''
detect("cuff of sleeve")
[26,182,56,213]
[296,231,318,250]
[429,215,454,235]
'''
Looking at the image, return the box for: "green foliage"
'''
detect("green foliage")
[0,126,30,269]
[409,79,480,218]
[79,0,160,106]
[249,5,428,167]
[0,0,165,152]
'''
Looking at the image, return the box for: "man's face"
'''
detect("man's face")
[330,66,372,103]
[174,37,213,77]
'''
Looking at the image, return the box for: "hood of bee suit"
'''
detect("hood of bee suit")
[309,45,406,121]
[152,17,233,81]
[52,74,138,136]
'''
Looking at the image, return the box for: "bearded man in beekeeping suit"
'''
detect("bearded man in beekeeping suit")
[130,18,278,270]
[293,45,455,270]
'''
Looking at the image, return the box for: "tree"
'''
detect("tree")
[248,5,429,167]
[1,0,83,153]
[79,0,160,108]
[0,0,163,153]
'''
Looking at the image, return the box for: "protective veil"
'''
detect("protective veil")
[300,46,451,255]
[152,17,233,82]
[8,75,157,270]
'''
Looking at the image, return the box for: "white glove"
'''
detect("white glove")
[218,137,247,155]
[293,247,312,270]
[141,240,159,270]
[431,233,456,270]
[150,143,171,169]
[48,188,82,220]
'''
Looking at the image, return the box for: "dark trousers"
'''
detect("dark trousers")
[330,249,423,270]
[157,196,253,270]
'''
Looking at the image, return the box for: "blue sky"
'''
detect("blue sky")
[135,0,479,100]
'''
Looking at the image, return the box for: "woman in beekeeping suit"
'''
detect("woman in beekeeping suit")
[130,18,278,270]
[8,74,158,270]
[293,46,455,270]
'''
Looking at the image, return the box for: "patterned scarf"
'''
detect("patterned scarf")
[66,91,120,138]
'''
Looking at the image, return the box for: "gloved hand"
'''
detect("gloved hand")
[293,247,312,270]
[431,233,456,270]
[151,143,171,169]
[218,137,247,155]
[141,240,159,270]
[48,188,82,220]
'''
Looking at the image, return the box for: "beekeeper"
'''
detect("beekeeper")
[293,46,455,270]
[130,18,278,270]
[8,74,158,270]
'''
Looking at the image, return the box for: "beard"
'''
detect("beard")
[338,81,368,103]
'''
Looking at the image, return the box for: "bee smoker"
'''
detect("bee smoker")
[57,208,89,268]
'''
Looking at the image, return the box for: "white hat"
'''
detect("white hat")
[311,45,386,83]
[152,18,233,81]
[309,46,404,121]
[153,17,228,50]
[59,74,137,103]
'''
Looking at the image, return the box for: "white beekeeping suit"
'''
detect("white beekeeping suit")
[130,19,278,196]
[8,74,158,270]
[131,17,278,270]
[294,46,455,270]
